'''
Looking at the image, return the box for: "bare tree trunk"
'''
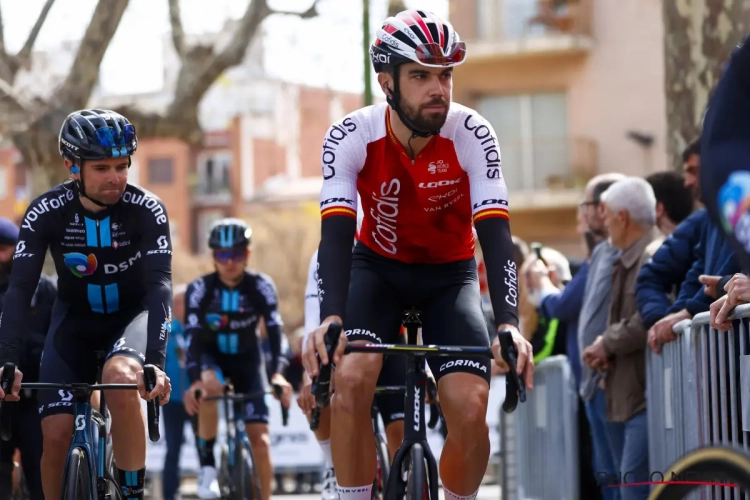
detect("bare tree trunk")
[663,0,750,171]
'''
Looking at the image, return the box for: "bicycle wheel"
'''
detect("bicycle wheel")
[373,433,390,500]
[241,440,262,500]
[406,444,427,500]
[63,447,92,500]
[648,445,750,500]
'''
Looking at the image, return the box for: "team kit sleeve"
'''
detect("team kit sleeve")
[317,114,367,322]
[0,201,53,366]
[183,278,210,382]
[138,199,174,370]
[458,111,519,330]
[303,250,320,346]
[256,273,285,376]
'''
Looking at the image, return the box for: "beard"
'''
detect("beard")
[400,97,449,132]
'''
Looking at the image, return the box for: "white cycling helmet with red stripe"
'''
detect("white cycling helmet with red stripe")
[370,10,467,137]
[370,10,467,72]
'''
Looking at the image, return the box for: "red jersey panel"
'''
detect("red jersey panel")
[319,102,509,264]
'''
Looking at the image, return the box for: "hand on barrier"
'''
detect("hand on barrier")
[711,295,733,331]
[648,310,689,353]
[714,273,750,328]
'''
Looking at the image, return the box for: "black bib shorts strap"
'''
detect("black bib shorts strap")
[37,300,148,418]
[344,243,492,385]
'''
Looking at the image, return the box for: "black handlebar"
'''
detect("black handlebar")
[194,385,289,427]
[0,362,162,442]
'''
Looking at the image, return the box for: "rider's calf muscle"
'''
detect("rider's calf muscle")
[41,414,74,499]
[103,357,147,470]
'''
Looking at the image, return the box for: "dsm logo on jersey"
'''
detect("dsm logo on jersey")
[206,313,229,331]
[63,253,98,277]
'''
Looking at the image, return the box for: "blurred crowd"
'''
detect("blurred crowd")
[496,139,741,500]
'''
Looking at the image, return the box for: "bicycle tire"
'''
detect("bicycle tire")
[64,447,92,500]
[406,444,427,500]
[241,440,262,500]
[219,444,232,498]
[373,432,390,500]
[648,445,750,500]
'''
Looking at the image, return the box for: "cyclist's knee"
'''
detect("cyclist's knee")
[245,424,270,452]
[101,357,141,409]
[41,415,74,458]
[332,353,381,412]
[438,373,489,438]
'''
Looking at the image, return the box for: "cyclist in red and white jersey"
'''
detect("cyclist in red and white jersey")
[302,10,533,500]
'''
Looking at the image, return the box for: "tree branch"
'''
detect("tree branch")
[15,0,56,69]
[0,3,6,59]
[0,76,34,132]
[56,0,130,110]
[269,0,321,19]
[168,0,185,59]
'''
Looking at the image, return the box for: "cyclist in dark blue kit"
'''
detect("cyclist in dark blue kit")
[182,218,292,500]
[0,109,173,500]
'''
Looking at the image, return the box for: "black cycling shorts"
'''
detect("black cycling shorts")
[38,301,147,418]
[373,353,406,427]
[196,351,269,425]
[345,243,491,384]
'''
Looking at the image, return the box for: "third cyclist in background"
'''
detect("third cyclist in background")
[182,219,292,500]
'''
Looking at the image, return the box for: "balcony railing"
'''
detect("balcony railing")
[499,136,597,192]
[189,175,232,205]
[472,0,593,56]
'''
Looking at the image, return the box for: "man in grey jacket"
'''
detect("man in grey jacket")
[578,173,625,500]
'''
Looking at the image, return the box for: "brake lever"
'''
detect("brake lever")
[497,330,526,413]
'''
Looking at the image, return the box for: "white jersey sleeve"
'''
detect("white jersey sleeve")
[303,250,320,347]
[319,109,372,220]
[454,108,510,224]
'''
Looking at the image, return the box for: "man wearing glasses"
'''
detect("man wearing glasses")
[182,218,292,500]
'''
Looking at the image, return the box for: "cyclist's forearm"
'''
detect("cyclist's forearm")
[144,281,172,369]
[475,217,519,329]
[0,286,34,365]
[318,216,356,321]
[266,323,284,375]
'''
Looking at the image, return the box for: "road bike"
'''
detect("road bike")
[0,354,161,500]
[193,382,289,500]
[312,310,526,500]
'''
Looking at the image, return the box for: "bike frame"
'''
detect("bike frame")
[61,389,109,500]
[386,312,439,500]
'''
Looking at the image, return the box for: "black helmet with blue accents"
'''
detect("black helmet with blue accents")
[58,109,138,207]
[208,218,252,249]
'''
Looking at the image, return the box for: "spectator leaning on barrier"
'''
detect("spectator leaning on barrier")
[647,186,740,353]
[636,161,702,330]
[582,177,660,500]
[645,171,694,238]
[577,172,625,500]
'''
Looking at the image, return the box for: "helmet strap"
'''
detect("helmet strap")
[385,68,439,139]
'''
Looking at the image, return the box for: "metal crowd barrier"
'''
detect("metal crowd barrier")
[647,303,750,500]
[513,355,579,500]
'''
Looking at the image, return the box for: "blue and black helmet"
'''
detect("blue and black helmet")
[58,109,138,161]
[208,218,252,250]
